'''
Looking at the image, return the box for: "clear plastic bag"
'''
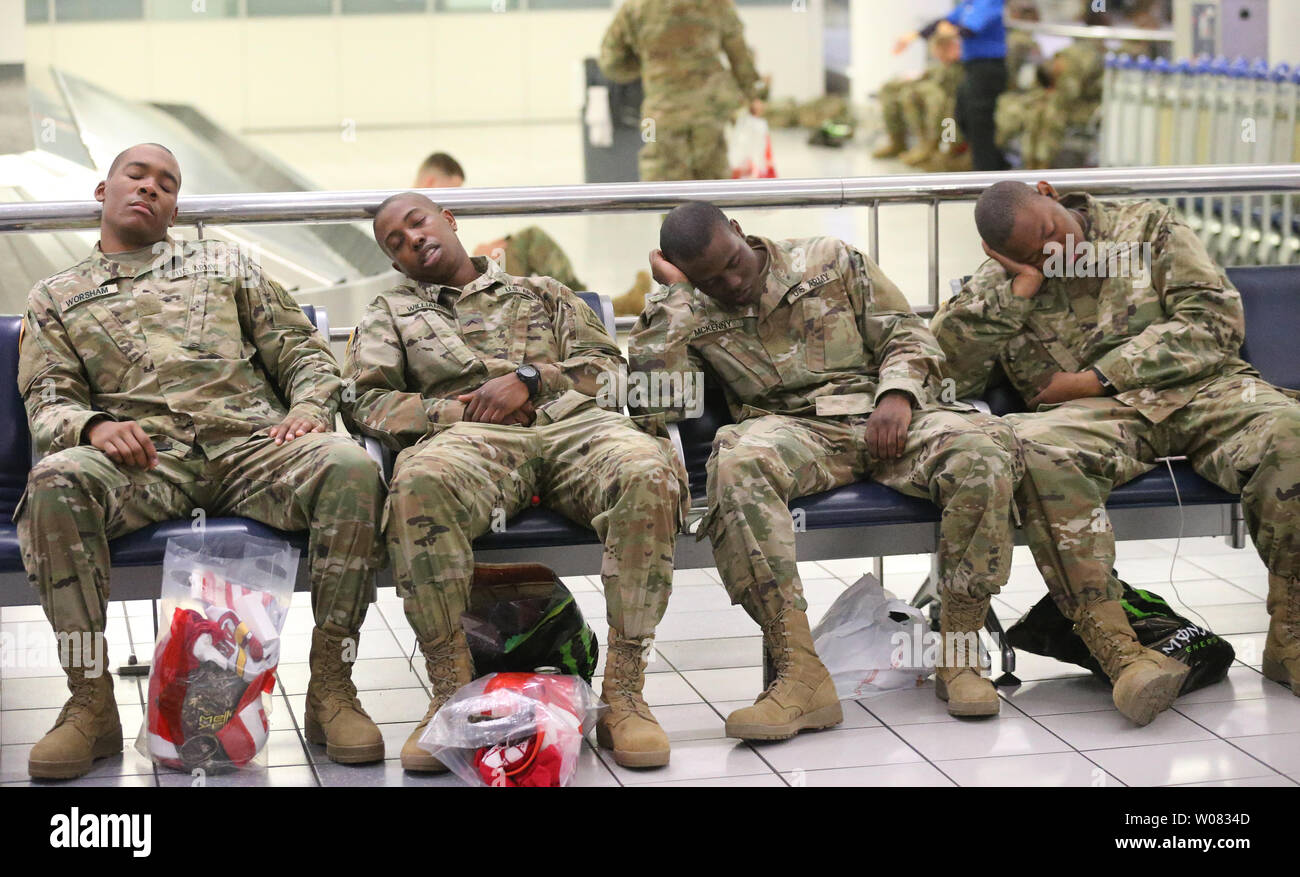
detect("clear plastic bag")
[134,532,298,774]
[810,573,935,699]
[727,113,778,179]
[418,672,604,787]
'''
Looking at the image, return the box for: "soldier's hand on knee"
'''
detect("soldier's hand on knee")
[268,415,326,445]
[865,391,914,461]
[88,420,158,470]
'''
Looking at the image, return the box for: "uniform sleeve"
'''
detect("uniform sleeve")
[238,268,342,427]
[930,263,1037,398]
[536,281,626,398]
[626,283,705,423]
[598,2,641,84]
[844,246,945,407]
[17,283,109,456]
[341,301,463,451]
[1091,218,1247,394]
[720,1,763,101]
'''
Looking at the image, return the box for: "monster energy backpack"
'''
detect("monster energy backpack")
[1005,579,1235,695]
[460,563,599,683]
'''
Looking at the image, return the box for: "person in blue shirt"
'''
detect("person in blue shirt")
[894,0,1010,170]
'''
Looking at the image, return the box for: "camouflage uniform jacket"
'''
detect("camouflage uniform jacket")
[628,235,954,423]
[343,256,623,450]
[931,194,1256,423]
[598,0,763,128]
[18,239,340,460]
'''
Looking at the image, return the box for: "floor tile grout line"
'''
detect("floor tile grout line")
[857,702,963,786]
[991,690,1131,787]
[274,675,323,787]
[1168,699,1295,781]
[672,665,790,786]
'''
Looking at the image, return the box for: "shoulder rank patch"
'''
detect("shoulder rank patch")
[62,284,119,313]
[690,318,743,339]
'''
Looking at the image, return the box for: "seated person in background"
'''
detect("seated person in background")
[415,151,650,316]
[994,40,1104,169]
[931,181,1300,723]
[874,31,965,169]
[18,143,387,779]
[628,201,1025,733]
[343,192,688,772]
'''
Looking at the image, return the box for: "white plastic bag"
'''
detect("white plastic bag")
[727,113,777,179]
[810,574,934,699]
[134,533,297,774]
[419,671,604,787]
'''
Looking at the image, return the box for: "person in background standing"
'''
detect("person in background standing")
[894,0,1010,171]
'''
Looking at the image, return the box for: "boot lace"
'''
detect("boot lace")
[604,642,654,720]
[758,614,795,701]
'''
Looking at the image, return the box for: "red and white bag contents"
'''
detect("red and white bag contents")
[418,671,604,787]
[135,534,297,773]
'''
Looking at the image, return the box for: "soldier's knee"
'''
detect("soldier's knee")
[388,459,451,504]
[712,442,784,490]
[25,448,102,498]
[317,440,381,487]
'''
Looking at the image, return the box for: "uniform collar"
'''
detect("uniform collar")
[86,238,175,286]
[1058,192,1105,242]
[403,254,507,305]
[750,235,802,323]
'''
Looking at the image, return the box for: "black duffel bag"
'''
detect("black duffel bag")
[1005,579,1235,695]
[460,563,599,683]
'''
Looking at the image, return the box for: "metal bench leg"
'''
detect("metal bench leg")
[984,607,1020,688]
[1227,502,1247,550]
[118,598,156,678]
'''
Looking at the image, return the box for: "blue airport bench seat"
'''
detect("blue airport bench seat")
[0,307,328,596]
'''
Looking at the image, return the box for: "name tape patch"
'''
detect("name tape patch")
[62,284,118,312]
[690,318,743,339]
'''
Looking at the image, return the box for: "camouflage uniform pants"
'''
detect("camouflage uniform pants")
[1010,373,1300,619]
[639,122,728,182]
[385,404,684,642]
[703,410,1023,620]
[16,433,386,635]
[879,79,916,142]
[907,78,962,151]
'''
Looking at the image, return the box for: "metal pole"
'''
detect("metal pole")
[869,200,880,264]
[928,199,940,308]
[4,165,1299,233]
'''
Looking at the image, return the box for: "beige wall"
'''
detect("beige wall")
[0,0,24,65]
[25,5,825,133]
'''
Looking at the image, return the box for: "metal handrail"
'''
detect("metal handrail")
[6,164,1299,322]
[3,165,1297,233]
[1004,19,1176,44]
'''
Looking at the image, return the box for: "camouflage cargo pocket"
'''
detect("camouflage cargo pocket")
[803,295,862,372]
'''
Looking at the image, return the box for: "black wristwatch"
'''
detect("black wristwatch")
[515,364,541,399]
[1090,366,1116,395]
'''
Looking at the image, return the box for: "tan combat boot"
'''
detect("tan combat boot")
[611,270,651,317]
[595,633,670,768]
[921,147,974,173]
[726,607,843,740]
[935,593,1000,717]
[872,134,907,159]
[400,628,474,772]
[1075,600,1189,726]
[900,144,937,167]
[28,662,121,780]
[1263,574,1300,695]
[303,622,385,764]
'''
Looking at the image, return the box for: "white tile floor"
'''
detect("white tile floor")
[3,536,1296,788]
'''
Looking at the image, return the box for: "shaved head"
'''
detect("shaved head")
[372,191,441,243]
[974,181,1037,252]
